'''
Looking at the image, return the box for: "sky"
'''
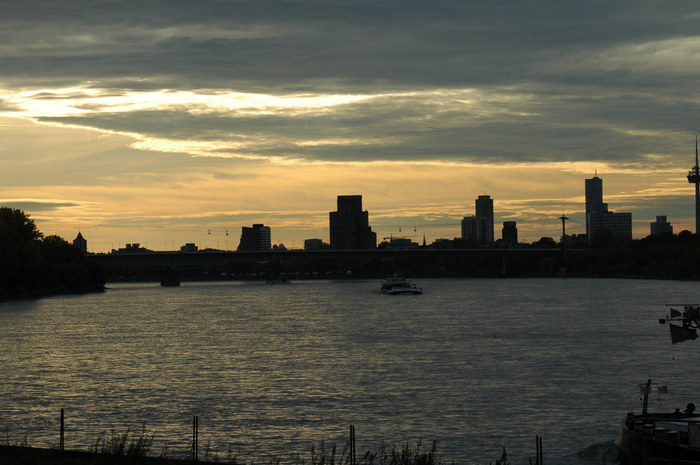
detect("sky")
[1,1,700,252]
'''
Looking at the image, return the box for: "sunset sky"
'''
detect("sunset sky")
[1,1,699,252]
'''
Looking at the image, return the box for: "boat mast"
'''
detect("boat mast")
[642,378,652,415]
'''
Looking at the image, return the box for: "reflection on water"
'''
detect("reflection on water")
[1,278,698,465]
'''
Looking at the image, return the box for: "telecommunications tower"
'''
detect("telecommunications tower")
[688,136,700,233]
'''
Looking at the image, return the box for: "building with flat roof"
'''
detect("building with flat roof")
[585,174,631,241]
[588,211,632,240]
[650,216,673,236]
[304,238,326,250]
[329,195,377,250]
[461,215,476,242]
[475,195,494,244]
[461,195,494,245]
[502,221,518,246]
[585,175,606,235]
[237,224,271,251]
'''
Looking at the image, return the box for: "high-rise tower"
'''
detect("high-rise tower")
[237,224,271,251]
[688,136,700,233]
[329,195,377,249]
[584,174,631,242]
[585,174,606,236]
[475,195,494,244]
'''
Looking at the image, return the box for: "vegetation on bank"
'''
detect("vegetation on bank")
[565,230,700,279]
[0,208,105,299]
[1,430,458,465]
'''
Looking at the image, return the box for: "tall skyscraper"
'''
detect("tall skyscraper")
[688,136,700,233]
[475,195,494,244]
[584,174,631,241]
[329,195,377,250]
[237,224,271,251]
[461,195,495,245]
[585,174,607,235]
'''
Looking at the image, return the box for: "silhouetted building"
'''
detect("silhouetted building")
[475,195,494,244]
[304,238,326,250]
[461,216,477,241]
[650,216,673,236]
[585,175,606,235]
[384,237,419,249]
[585,174,632,241]
[588,211,632,240]
[461,195,495,245]
[180,243,198,252]
[329,195,377,249]
[113,243,151,254]
[502,221,518,245]
[237,224,271,251]
[73,232,87,254]
[562,234,588,248]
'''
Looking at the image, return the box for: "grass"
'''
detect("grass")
[1,424,475,465]
[93,423,155,457]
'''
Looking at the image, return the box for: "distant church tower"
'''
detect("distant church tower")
[73,232,87,254]
[688,136,700,233]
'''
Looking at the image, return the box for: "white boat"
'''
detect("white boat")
[380,276,422,295]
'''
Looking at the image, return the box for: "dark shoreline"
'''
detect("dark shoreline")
[92,244,700,283]
[0,445,204,465]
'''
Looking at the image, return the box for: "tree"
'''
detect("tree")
[40,235,81,263]
[0,208,104,298]
[532,237,557,248]
[0,207,42,254]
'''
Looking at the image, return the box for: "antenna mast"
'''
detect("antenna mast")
[687,136,700,233]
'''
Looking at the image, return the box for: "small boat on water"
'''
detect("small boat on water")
[616,304,700,465]
[380,276,423,295]
[266,274,291,284]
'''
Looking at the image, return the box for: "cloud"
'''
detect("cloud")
[0,199,81,212]
[1,1,700,249]
[0,1,697,89]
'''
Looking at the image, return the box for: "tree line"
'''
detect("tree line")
[0,208,105,299]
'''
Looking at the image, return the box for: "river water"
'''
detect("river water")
[1,278,699,464]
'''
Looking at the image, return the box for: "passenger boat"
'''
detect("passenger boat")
[380,276,423,295]
[616,304,700,465]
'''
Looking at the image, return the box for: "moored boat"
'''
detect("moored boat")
[617,304,700,465]
[617,379,700,465]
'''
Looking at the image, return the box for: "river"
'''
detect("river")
[1,278,699,464]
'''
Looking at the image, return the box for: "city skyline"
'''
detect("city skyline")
[1,2,699,252]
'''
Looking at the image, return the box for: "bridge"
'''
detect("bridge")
[90,248,565,282]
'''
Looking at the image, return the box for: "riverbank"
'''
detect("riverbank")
[92,232,700,283]
[0,445,207,465]
[0,440,453,465]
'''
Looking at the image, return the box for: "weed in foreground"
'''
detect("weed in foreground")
[93,423,154,457]
[300,438,450,465]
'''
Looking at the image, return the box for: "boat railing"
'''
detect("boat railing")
[627,416,700,465]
